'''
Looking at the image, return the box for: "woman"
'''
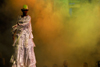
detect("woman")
[10,5,36,67]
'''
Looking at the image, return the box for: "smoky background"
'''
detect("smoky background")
[0,0,100,67]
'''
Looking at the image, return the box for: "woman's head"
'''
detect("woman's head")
[83,62,88,67]
[63,60,68,66]
[21,5,29,15]
[21,10,28,15]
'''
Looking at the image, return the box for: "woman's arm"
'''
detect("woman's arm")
[12,29,17,41]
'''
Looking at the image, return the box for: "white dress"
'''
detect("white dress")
[10,15,36,67]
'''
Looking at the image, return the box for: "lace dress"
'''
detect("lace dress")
[10,15,36,67]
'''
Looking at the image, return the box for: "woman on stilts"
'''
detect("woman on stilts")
[10,5,36,67]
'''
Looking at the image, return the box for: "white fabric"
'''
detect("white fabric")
[10,15,36,67]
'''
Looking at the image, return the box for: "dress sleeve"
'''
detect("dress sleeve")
[11,16,20,34]
[29,16,34,39]
[29,23,34,39]
[11,24,17,34]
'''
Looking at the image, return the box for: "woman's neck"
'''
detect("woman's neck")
[21,14,27,17]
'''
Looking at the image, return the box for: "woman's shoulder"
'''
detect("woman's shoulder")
[26,15,31,21]
[27,15,31,19]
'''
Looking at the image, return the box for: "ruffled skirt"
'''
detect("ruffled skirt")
[10,33,36,67]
